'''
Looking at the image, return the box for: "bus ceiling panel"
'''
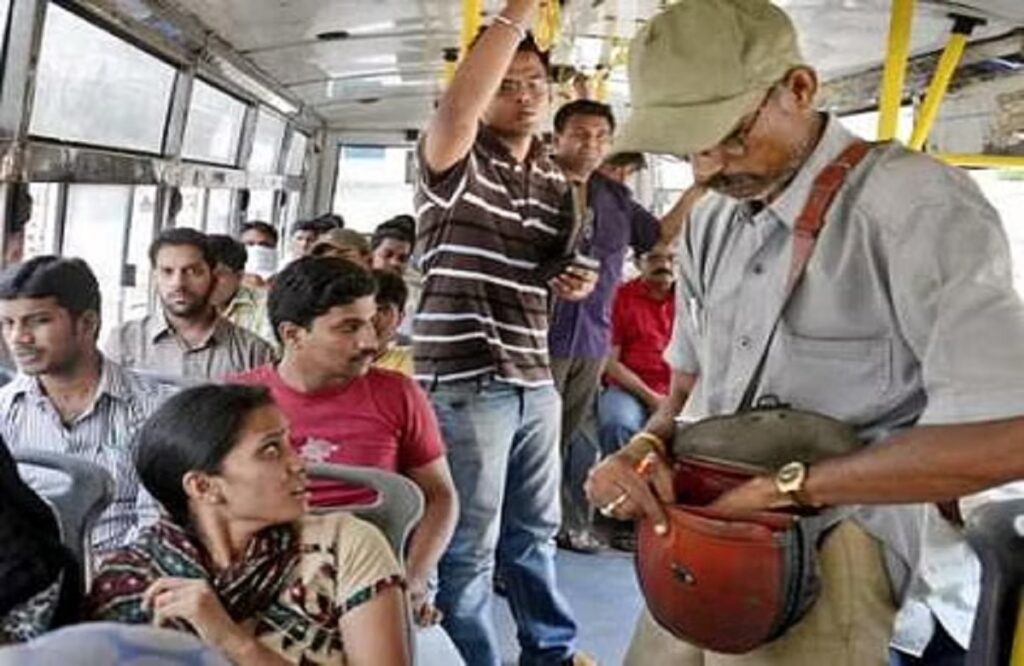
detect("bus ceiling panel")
[320,96,437,132]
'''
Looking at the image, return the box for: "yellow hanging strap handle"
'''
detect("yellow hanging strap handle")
[908,14,985,151]
[533,1,562,52]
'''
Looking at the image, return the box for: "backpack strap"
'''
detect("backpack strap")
[739,140,874,411]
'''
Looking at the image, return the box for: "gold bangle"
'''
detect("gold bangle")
[492,14,527,41]
[630,432,667,458]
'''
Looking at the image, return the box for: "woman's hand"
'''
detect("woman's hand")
[143,578,244,649]
[407,577,443,627]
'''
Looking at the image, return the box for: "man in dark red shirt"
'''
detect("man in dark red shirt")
[598,243,677,456]
[231,256,458,626]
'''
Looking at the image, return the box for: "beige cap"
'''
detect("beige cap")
[311,229,370,257]
[614,0,804,158]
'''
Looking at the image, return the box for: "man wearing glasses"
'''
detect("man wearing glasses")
[414,1,597,664]
[586,0,1024,664]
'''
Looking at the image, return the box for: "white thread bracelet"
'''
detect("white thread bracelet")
[493,14,527,41]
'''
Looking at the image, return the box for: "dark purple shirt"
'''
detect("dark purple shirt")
[548,172,659,359]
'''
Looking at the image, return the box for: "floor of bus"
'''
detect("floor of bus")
[495,547,642,665]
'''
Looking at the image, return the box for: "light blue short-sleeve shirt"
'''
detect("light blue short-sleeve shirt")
[666,115,1024,655]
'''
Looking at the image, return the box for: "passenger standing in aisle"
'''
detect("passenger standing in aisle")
[585,1,1024,664]
[414,0,598,663]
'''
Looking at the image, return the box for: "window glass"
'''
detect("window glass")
[248,110,286,173]
[0,0,11,71]
[333,144,413,233]
[62,185,131,338]
[30,4,175,153]
[206,189,234,234]
[122,186,157,323]
[969,170,1024,298]
[281,190,301,230]
[285,132,308,176]
[175,187,205,230]
[23,183,61,259]
[248,190,275,223]
[838,107,915,144]
[181,80,246,165]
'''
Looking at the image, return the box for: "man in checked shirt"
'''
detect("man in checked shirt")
[0,256,172,554]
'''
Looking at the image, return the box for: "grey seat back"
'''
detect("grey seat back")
[14,450,114,583]
[306,462,425,562]
[965,498,1024,666]
[307,463,424,665]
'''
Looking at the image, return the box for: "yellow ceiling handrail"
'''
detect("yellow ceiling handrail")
[908,15,984,151]
[935,153,1024,170]
[877,0,915,141]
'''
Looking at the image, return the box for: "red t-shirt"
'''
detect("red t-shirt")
[231,365,444,507]
[607,278,676,396]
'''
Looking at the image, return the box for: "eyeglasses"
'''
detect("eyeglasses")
[497,77,549,98]
[715,87,775,156]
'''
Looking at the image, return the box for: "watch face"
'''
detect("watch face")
[778,464,801,484]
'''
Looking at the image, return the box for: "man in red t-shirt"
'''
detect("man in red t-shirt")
[231,256,458,626]
[598,243,677,456]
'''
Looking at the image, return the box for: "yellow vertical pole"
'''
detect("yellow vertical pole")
[877,0,915,141]
[1012,591,1024,666]
[908,15,983,151]
[460,0,482,59]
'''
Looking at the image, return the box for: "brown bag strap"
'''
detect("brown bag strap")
[738,140,873,411]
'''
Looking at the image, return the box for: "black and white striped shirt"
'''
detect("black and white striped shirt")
[0,357,173,553]
[413,125,572,387]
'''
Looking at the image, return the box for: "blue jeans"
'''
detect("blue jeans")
[429,379,578,666]
[597,386,650,456]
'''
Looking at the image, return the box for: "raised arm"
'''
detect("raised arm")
[421,0,540,174]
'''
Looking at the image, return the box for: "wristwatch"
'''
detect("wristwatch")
[774,461,811,507]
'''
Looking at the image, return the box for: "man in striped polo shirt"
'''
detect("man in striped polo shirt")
[414,1,597,664]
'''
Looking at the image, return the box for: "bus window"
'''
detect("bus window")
[281,190,301,230]
[176,187,205,230]
[181,80,246,166]
[333,144,414,233]
[23,183,61,259]
[62,185,131,337]
[29,3,176,154]
[206,189,235,234]
[247,189,275,223]
[122,186,158,323]
[285,132,308,176]
[248,110,286,174]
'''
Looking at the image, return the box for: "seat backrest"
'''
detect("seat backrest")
[14,450,115,583]
[306,462,424,562]
[307,463,425,665]
[965,498,1024,666]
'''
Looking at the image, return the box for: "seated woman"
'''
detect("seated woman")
[86,384,409,666]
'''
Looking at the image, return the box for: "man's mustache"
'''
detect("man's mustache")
[702,171,765,192]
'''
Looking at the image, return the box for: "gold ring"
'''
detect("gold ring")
[599,492,629,518]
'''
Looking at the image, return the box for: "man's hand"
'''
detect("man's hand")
[143,578,244,649]
[584,450,674,534]
[549,265,598,301]
[707,476,793,515]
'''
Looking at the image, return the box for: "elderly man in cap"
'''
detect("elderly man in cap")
[585,0,1024,665]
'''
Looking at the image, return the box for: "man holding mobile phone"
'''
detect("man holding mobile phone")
[413,1,598,663]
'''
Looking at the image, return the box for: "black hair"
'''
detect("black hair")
[135,384,275,526]
[372,269,408,312]
[206,234,248,273]
[371,215,416,250]
[0,256,101,328]
[291,214,343,237]
[240,221,279,247]
[553,99,616,135]
[268,256,377,344]
[603,151,647,171]
[147,228,216,269]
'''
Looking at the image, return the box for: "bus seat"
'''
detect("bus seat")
[965,498,1024,666]
[13,450,114,585]
[306,462,425,562]
[307,463,426,665]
